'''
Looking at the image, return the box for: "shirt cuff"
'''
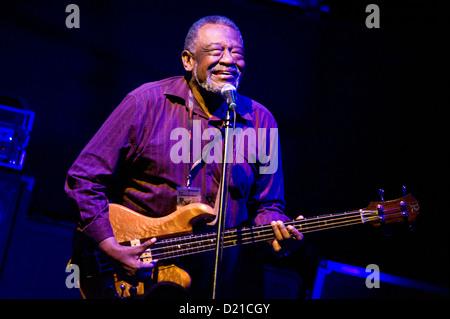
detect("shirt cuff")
[81,217,115,244]
[253,210,290,226]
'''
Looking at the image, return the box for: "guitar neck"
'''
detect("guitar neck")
[149,209,378,261]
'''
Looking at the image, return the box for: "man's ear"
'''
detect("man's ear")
[181,50,194,72]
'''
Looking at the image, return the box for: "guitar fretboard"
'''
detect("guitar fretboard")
[148,209,379,261]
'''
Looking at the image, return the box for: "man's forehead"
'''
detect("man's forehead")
[197,23,243,47]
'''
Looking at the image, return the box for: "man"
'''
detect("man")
[65,15,303,298]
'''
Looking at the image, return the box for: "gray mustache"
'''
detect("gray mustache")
[210,67,240,74]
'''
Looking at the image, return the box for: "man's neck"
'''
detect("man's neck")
[188,80,224,118]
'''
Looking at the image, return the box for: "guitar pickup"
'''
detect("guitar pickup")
[130,238,152,262]
[141,249,152,263]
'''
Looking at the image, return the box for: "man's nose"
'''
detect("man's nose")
[219,49,237,65]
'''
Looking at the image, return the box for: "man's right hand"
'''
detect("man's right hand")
[98,237,158,280]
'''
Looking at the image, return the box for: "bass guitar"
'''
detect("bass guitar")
[71,193,419,298]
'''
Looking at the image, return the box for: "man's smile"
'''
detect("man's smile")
[210,68,240,81]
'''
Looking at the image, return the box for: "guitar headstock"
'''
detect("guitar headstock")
[361,193,420,227]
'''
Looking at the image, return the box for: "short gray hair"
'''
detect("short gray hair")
[183,15,243,53]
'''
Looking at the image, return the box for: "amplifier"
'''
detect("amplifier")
[0,96,34,170]
[311,259,449,299]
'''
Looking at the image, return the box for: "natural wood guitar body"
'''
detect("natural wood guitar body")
[78,203,216,299]
[109,202,216,243]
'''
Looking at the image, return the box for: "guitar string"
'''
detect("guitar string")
[89,213,380,270]
[148,209,376,250]
[149,204,409,260]
[88,201,412,271]
[149,219,375,260]
[148,214,380,260]
[148,211,377,256]
[90,217,379,268]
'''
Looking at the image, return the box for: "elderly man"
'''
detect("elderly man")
[66,15,303,298]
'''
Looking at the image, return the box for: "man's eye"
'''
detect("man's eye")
[209,49,223,56]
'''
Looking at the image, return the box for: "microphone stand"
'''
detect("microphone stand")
[211,104,235,299]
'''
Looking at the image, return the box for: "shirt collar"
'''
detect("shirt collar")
[163,76,253,122]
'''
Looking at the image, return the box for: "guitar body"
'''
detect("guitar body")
[109,202,216,243]
[76,202,216,299]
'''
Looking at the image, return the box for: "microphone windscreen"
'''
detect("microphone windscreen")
[221,84,236,97]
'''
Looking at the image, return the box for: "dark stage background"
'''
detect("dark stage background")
[0,0,447,298]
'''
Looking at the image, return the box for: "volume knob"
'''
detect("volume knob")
[129,286,137,297]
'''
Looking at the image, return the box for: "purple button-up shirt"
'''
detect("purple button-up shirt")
[65,76,288,244]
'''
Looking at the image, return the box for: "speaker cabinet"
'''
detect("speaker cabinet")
[311,259,449,299]
[0,167,34,272]
[0,96,34,171]
[0,167,80,298]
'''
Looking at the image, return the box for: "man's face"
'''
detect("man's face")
[190,23,245,94]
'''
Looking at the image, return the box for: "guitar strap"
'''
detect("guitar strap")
[206,179,221,226]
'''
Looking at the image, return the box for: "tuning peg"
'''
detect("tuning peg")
[402,185,407,196]
[378,189,385,202]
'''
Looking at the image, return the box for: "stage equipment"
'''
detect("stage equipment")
[0,94,34,170]
[311,259,449,298]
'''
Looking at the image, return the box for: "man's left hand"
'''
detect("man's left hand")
[270,215,304,257]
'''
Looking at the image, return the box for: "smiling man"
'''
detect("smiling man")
[66,15,303,298]
[182,17,245,118]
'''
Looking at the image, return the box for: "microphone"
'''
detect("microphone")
[221,84,237,111]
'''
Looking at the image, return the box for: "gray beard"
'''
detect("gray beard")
[193,64,240,94]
